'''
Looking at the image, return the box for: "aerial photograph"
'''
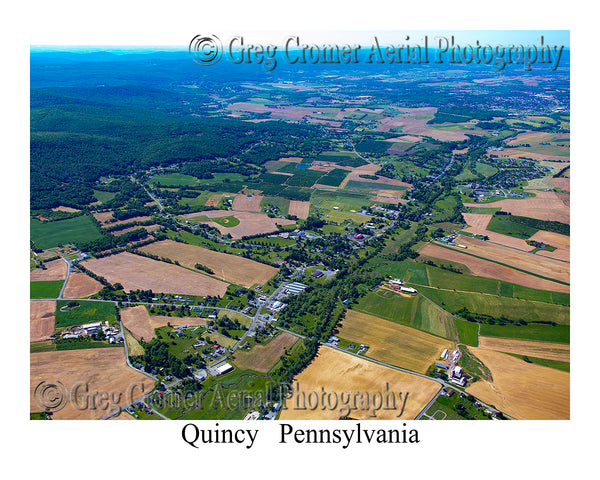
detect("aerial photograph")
[29,30,571,424]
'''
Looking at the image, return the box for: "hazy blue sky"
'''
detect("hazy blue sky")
[31,30,569,52]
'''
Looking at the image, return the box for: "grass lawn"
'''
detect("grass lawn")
[149,173,199,187]
[30,215,102,250]
[93,190,117,204]
[30,280,63,299]
[54,300,118,329]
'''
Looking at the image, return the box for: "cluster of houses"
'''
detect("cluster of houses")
[61,321,123,343]
[243,402,281,421]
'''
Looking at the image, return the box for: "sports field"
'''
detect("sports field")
[338,310,454,373]
[82,252,229,296]
[138,239,278,287]
[279,346,441,420]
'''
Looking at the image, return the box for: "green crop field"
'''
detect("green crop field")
[311,190,371,211]
[284,169,326,187]
[258,172,291,185]
[355,289,458,340]
[317,168,350,187]
[178,191,213,207]
[30,215,102,250]
[149,173,199,187]
[416,285,570,325]
[479,323,569,344]
[54,300,118,329]
[344,180,408,191]
[356,139,393,153]
[486,215,539,239]
[373,260,569,307]
[322,209,372,225]
[503,353,570,372]
[316,151,360,163]
[455,318,479,346]
[30,280,63,299]
[93,190,116,204]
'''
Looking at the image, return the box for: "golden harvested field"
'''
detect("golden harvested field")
[451,236,569,284]
[288,200,311,219]
[30,348,154,420]
[82,252,228,297]
[419,243,569,293]
[30,259,67,281]
[62,272,103,298]
[528,230,570,262]
[279,346,442,420]
[121,305,207,341]
[232,194,263,212]
[338,311,454,374]
[478,336,570,362]
[464,190,570,224]
[550,177,570,191]
[506,131,555,145]
[30,300,56,342]
[232,332,299,373]
[92,211,114,224]
[462,213,531,250]
[139,239,277,287]
[370,195,403,205]
[466,347,569,420]
[181,210,295,239]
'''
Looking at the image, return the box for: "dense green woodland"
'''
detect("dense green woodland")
[30,90,325,209]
